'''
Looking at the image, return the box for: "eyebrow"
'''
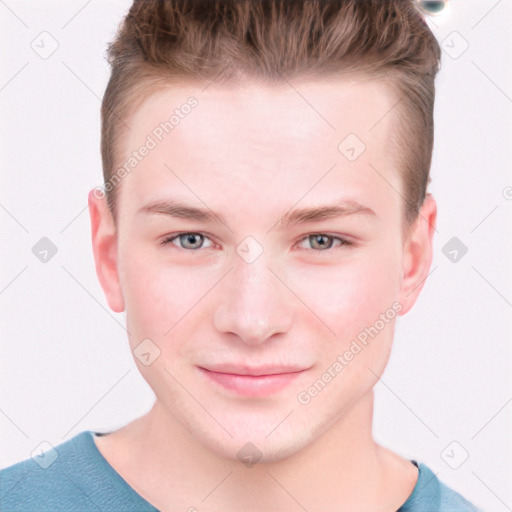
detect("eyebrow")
[138,200,229,225]
[138,198,376,229]
[276,200,376,229]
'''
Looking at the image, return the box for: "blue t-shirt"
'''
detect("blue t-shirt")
[1,431,484,511]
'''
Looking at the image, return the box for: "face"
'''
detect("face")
[90,77,436,463]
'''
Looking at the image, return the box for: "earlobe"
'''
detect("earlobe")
[398,194,437,315]
[88,189,125,313]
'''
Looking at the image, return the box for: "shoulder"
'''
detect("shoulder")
[0,431,156,512]
[399,461,485,512]
[1,432,105,512]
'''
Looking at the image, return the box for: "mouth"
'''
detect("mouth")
[198,366,309,397]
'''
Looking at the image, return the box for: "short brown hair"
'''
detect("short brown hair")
[101,0,441,227]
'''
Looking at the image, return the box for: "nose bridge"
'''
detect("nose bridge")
[213,241,293,344]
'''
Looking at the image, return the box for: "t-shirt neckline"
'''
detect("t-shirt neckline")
[86,430,423,512]
[86,430,160,511]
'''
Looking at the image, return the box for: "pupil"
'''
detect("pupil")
[313,234,330,249]
[184,234,201,248]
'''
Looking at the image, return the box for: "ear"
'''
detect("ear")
[398,193,437,315]
[88,189,125,313]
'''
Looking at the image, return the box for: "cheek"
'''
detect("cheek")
[295,260,401,408]
[292,252,401,337]
[121,249,214,341]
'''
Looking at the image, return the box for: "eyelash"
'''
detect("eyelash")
[159,232,354,252]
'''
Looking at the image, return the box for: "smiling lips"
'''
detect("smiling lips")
[198,365,309,397]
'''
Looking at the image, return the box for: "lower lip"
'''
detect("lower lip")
[199,368,304,397]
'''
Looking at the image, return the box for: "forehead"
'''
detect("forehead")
[127,77,397,145]
[117,77,401,220]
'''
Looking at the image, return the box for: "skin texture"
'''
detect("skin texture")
[88,77,437,512]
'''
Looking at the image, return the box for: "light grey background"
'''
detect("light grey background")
[1,1,511,511]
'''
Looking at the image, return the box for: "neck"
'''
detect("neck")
[101,389,413,512]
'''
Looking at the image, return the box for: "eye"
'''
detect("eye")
[160,232,213,250]
[297,233,353,251]
[159,232,353,252]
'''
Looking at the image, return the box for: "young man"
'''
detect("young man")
[1,1,484,511]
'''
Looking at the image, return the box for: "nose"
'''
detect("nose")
[212,248,294,346]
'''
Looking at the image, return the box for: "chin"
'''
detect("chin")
[199,414,322,465]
